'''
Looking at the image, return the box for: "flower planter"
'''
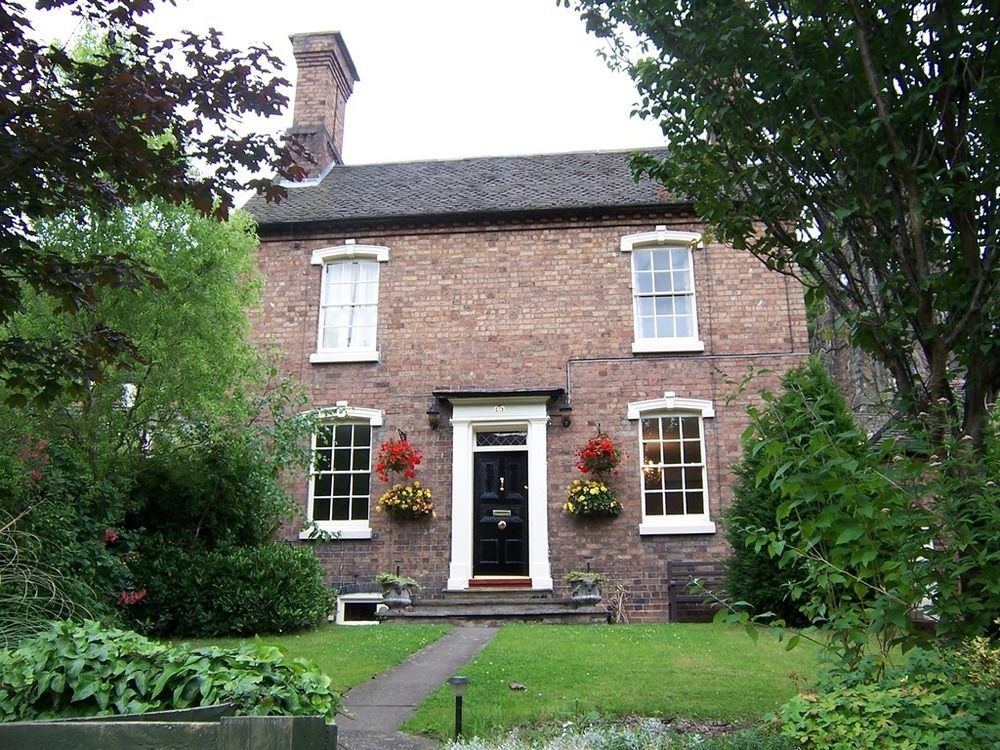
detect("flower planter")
[570,579,602,606]
[380,583,413,609]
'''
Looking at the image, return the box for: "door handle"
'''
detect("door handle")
[499,476,505,492]
[497,520,508,530]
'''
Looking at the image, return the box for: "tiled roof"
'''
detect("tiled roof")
[245,149,679,227]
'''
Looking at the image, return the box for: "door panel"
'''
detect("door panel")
[473,450,528,576]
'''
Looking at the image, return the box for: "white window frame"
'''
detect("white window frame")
[300,403,383,540]
[309,241,389,363]
[621,226,705,353]
[628,392,716,535]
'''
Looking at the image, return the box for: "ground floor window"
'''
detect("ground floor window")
[628,393,716,535]
[302,403,382,540]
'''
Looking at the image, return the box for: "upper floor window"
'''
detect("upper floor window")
[309,242,389,364]
[302,403,382,540]
[628,393,716,535]
[621,227,705,353]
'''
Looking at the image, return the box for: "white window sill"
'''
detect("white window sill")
[632,338,705,354]
[310,350,380,364]
[640,520,717,535]
[299,525,373,541]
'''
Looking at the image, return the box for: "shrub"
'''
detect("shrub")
[725,360,858,628]
[779,645,1000,749]
[128,543,334,637]
[0,620,338,721]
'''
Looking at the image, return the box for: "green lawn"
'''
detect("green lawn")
[402,624,820,740]
[181,623,451,693]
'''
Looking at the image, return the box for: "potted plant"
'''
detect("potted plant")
[564,431,623,517]
[565,570,603,606]
[563,478,622,516]
[374,437,434,519]
[375,571,420,609]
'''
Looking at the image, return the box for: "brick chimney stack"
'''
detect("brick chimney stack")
[288,31,359,176]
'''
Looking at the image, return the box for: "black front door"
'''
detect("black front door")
[473,451,528,576]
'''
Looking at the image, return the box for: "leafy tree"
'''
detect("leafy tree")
[570,0,999,448]
[1,0,301,404]
[0,200,316,627]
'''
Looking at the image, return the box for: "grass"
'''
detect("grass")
[182,622,451,693]
[403,623,819,740]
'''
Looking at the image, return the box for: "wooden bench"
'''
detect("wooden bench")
[666,560,726,622]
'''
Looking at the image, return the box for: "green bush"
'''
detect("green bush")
[129,543,334,637]
[725,360,859,627]
[0,620,338,721]
[779,645,1000,749]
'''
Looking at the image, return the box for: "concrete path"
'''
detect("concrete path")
[337,626,499,750]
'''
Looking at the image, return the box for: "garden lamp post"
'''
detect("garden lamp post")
[447,675,470,739]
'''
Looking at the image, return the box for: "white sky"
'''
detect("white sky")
[28,0,664,165]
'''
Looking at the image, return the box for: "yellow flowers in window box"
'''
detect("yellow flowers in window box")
[376,481,434,519]
[564,478,621,517]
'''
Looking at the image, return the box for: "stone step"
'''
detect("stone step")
[380,596,607,625]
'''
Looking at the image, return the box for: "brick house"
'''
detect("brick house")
[246,31,809,622]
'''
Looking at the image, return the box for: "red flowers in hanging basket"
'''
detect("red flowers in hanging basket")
[374,438,423,482]
[575,433,623,476]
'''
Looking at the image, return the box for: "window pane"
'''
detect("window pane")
[665,492,684,515]
[322,323,348,350]
[351,324,376,350]
[641,418,659,440]
[333,448,351,471]
[675,316,693,338]
[644,465,663,490]
[635,271,653,294]
[655,316,675,339]
[673,269,692,292]
[352,448,370,470]
[682,439,702,464]
[331,498,350,521]
[651,249,670,270]
[315,427,333,448]
[684,466,704,489]
[639,316,657,339]
[642,442,661,466]
[663,467,683,490]
[653,271,672,293]
[669,248,690,270]
[314,450,331,472]
[332,474,351,497]
[637,297,655,316]
[351,496,368,521]
[353,473,370,497]
[686,491,704,515]
[634,250,652,272]
[355,425,372,445]
[313,497,332,521]
[680,417,700,439]
[662,440,682,465]
[313,474,332,497]
[334,424,352,447]
[645,492,664,516]
[654,296,675,316]
[662,417,681,441]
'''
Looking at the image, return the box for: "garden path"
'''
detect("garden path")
[337,625,498,750]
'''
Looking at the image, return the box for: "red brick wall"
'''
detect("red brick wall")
[252,211,809,621]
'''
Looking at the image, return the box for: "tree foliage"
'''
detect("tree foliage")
[0,199,317,630]
[571,0,999,446]
[726,359,1000,670]
[1,0,300,403]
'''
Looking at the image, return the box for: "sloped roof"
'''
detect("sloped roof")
[246,149,679,229]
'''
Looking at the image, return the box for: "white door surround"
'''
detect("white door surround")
[445,396,553,590]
